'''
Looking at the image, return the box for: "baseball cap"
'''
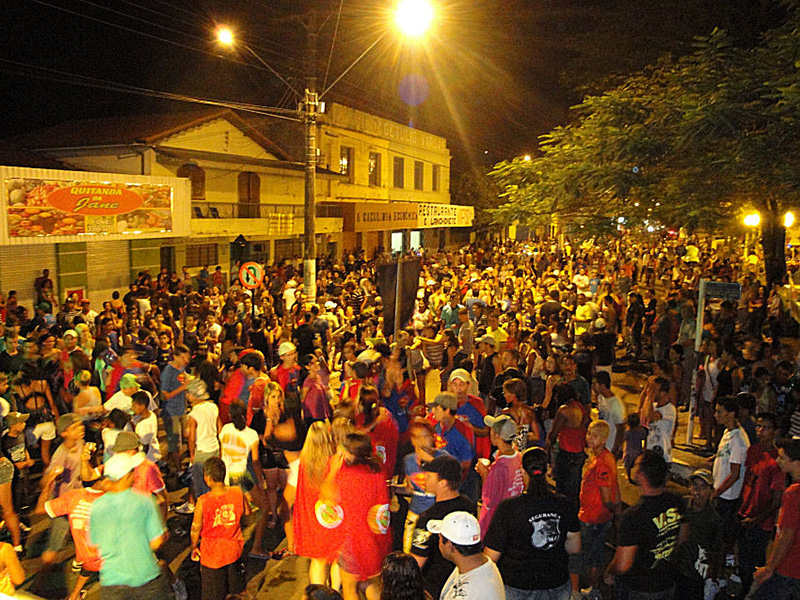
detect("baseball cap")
[448,369,473,384]
[186,378,209,400]
[6,412,29,427]
[422,455,463,487]
[476,335,497,349]
[63,329,78,339]
[594,318,606,330]
[119,373,141,390]
[104,451,145,481]
[484,414,517,442]
[427,392,458,411]
[278,342,297,357]
[112,431,141,453]
[690,468,714,487]
[427,511,481,546]
[324,301,336,310]
[56,413,81,435]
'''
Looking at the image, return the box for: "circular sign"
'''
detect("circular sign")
[238,261,264,289]
[315,500,344,529]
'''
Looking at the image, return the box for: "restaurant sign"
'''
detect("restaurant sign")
[418,203,473,228]
[5,178,173,238]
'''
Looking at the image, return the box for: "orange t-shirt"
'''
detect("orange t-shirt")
[578,448,619,524]
[199,487,246,569]
[45,487,105,571]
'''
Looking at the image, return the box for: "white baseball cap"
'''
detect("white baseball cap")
[427,511,481,545]
[278,342,297,357]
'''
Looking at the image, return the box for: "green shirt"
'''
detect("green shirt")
[90,488,163,587]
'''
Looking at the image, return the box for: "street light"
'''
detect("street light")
[217,7,433,299]
[786,212,795,228]
[394,0,435,38]
[216,27,234,47]
[744,213,761,227]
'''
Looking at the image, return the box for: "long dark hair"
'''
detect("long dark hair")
[521,447,551,499]
[230,401,247,431]
[381,552,427,600]
[343,433,381,473]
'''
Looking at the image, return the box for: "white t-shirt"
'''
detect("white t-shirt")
[713,427,750,500]
[104,391,133,415]
[219,423,259,481]
[189,401,220,455]
[134,412,161,462]
[646,402,676,463]
[598,395,626,453]
[441,557,505,600]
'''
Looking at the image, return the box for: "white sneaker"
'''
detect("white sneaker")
[172,578,188,600]
[173,501,195,515]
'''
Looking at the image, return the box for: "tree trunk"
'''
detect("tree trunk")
[761,203,787,288]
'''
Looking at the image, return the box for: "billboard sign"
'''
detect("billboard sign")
[5,178,173,238]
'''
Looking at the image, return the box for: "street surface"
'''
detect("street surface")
[15,367,709,599]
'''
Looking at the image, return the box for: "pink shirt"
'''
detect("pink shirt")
[479,451,525,538]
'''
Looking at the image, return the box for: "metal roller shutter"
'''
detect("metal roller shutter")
[86,241,130,305]
[0,245,57,311]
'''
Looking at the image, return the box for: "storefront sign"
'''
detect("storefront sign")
[354,203,419,232]
[4,178,173,238]
[418,203,473,228]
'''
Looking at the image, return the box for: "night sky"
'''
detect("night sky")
[0,0,787,169]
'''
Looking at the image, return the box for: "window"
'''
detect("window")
[237,172,260,218]
[432,165,440,192]
[414,161,424,191]
[185,243,218,268]
[177,163,205,201]
[393,156,405,189]
[391,232,404,253]
[410,230,421,249]
[340,146,354,182]
[368,152,381,186]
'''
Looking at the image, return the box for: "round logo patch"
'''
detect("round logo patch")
[315,500,344,529]
[368,503,390,535]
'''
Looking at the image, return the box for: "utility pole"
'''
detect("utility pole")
[303,10,319,300]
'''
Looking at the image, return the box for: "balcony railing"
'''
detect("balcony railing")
[192,202,304,219]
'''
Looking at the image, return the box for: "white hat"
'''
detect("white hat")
[278,342,297,357]
[325,301,337,310]
[594,317,607,330]
[104,452,144,481]
[427,511,481,545]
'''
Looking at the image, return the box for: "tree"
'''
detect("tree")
[450,167,503,234]
[491,10,800,286]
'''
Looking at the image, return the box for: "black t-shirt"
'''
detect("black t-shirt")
[540,300,561,324]
[483,492,579,590]
[411,495,477,599]
[590,332,616,367]
[293,324,316,357]
[618,491,685,591]
[3,433,26,464]
[674,501,722,581]
[0,352,24,377]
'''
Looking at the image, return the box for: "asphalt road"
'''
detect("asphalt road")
[15,366,710,600]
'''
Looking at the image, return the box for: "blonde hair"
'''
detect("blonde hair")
[301,422,335,481]
[265,381,284,411]
[589,419,610,442]
[331,416,354,449]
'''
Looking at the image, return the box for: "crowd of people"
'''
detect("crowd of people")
[0,234,799,600]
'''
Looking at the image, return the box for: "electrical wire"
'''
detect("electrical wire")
[0,58,302,122]
[323,0,345,92]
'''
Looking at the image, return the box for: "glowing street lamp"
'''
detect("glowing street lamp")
[744,213,761,227]
[785,212,795,228]
[216,27,234,47]
[395,0,435,38]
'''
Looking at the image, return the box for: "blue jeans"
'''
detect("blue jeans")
[570,520,613,574]
[554,450,585,502]
[614,583,674,600]
[505,581,571,600]
[748,572,800,600]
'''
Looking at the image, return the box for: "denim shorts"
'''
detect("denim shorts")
[505,581,571,600]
